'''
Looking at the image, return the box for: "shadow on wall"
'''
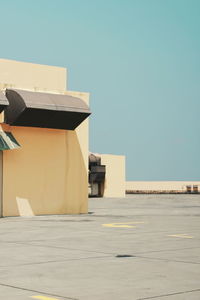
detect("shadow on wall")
[3,127,88,217]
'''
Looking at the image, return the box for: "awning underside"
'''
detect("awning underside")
[5,89,91,130]
[0,131,20,150]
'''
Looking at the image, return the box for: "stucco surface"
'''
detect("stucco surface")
[3,126,88,216]
[100,154,125,198]
[0,59,89,216]
[65,90,89,171]
[0,59,66,93]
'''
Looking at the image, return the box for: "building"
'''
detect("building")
[89,153,126,198]
[0,59,91,217]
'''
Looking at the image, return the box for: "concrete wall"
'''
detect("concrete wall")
[0,58,66,93]
[126,181,200,192]
[3,126,88,216]
[0,59,89,216]
[100,154,125,198]
[65,91,89,172]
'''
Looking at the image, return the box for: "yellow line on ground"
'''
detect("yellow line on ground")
[102,221,145,228]
[103,224,136,228]
[114,222,145,224]
[31,295,61,300]
[167,234,193,239]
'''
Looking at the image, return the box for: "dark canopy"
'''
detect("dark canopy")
[5,89,91,130]
[0,91,9,113]
[0,131,20,150]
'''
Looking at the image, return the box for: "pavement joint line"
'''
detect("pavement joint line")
[2,241,200,258]
[3,240,116,255]
[0,253,199,269]
[137,288,200,299]
[1,228,198,236]
[0,282,78,300]
[133,246,200,255]
[0,254,114,268]
[101,229,198,235]
[135,255,200,265]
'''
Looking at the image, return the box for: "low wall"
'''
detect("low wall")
[126,181,200,193]
[101,154,125,198]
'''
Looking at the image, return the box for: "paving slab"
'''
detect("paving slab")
[0,194,199,300]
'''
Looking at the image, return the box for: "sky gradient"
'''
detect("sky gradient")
[0,0,199,180]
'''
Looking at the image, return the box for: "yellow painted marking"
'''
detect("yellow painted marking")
[167,234,193,239]
[103,224,136,228]
[102,221,145,228]
[31,296,60,300]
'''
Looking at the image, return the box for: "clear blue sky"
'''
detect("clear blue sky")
[0,0,199,180]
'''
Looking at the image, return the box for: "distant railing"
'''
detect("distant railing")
[126,185,200,195]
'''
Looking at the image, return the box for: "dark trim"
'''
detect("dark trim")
[5,89,91,130]
[0,92,9,113]
[0,151,3,217]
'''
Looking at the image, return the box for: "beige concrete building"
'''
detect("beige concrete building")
[89,153,126,198]
[0,59,91,217]
[101,154,126,197]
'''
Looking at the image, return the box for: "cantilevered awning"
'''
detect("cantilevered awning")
[5,89,91,130]
[0,92,9,113]
[0,131,20,150]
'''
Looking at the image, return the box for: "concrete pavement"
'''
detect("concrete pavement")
[0,194,200,299]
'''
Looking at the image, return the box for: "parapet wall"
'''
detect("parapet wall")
[126,181,200,194]
[0,59,66,93]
